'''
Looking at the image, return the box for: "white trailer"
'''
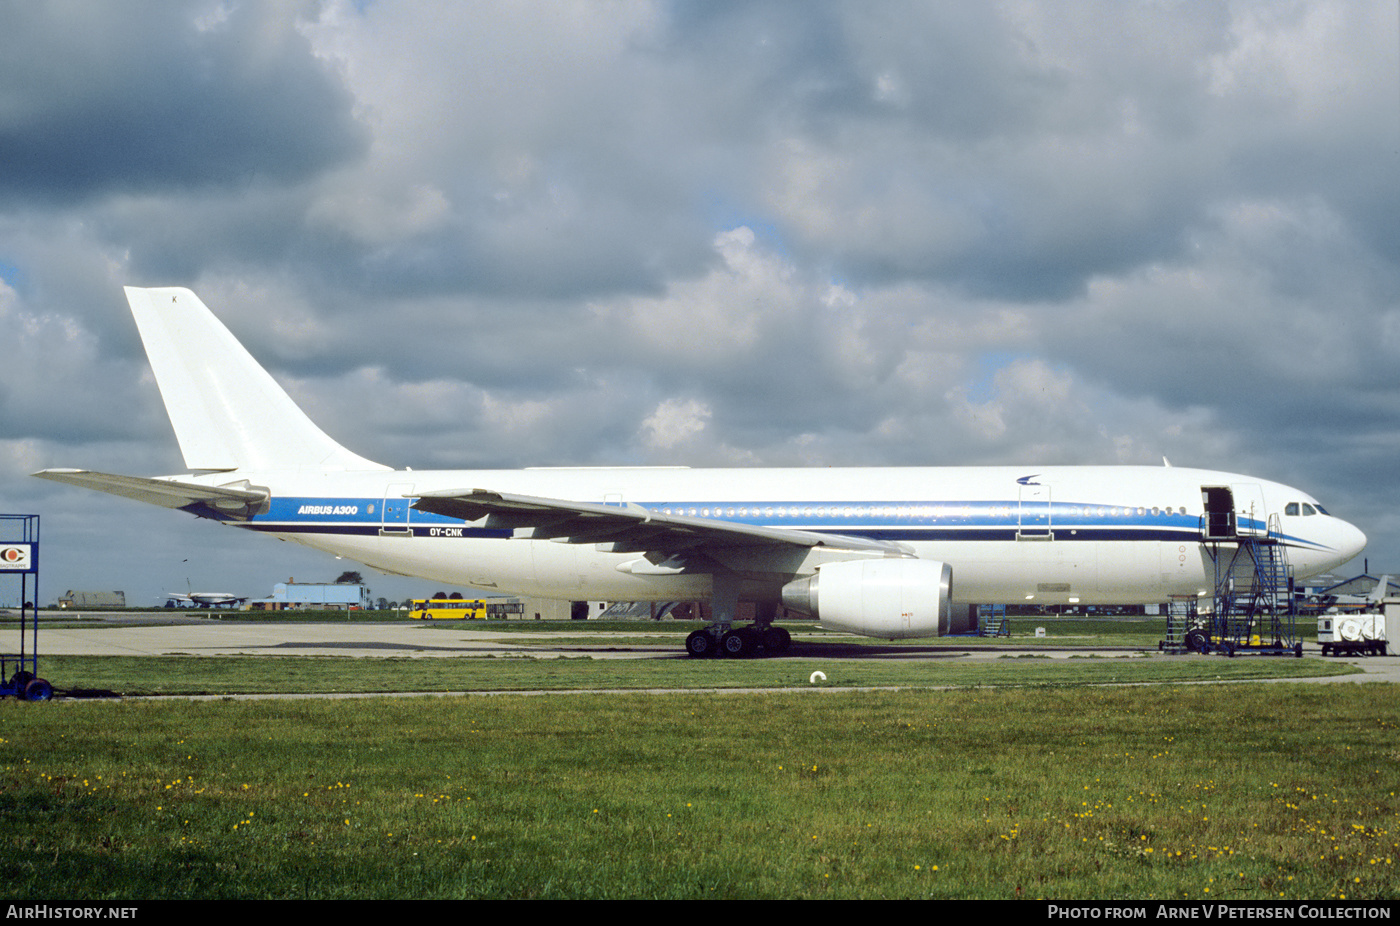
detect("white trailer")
[1317,612,1389,656]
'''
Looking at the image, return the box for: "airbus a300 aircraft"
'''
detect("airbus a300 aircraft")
[162,592,247,609]
[37,287,1367,657]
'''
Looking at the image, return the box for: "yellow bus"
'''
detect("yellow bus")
[408,598,487,620]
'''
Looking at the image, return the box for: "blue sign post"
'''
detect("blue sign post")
[0,515,50,701]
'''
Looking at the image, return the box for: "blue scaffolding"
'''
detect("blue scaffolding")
[977,603,1010,637]
[1161,494,1302,657]
[0,514,51,700]
[1195,514,1302,658]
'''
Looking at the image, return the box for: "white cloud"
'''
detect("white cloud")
[2,0,1396,601]
[641,397,711,450]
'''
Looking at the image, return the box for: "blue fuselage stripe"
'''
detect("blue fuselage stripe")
[194,495,1325,552]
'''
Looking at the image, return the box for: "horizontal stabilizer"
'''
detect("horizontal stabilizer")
[34,469,269,519]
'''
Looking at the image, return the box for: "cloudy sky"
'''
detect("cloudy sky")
[2,0,1396,607]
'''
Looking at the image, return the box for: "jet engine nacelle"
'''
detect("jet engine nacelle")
[780,559,955,639]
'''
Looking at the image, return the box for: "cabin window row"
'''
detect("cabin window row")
[655,505,1191,520]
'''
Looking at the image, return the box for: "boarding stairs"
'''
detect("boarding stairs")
[977,603,1010,637]
[1202,514,1301,657]
[1161,597,1196,654]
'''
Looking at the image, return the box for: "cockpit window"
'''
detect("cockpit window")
[1285,502,1299,516]
[1315,505,1329,515]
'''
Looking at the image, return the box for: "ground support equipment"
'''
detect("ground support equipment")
[1199,519,1302,657]
[1160,596,1196,654]
[977,603,1010,637]
[0,515,51,700]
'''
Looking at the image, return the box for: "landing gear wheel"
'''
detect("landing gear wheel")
[761,626,791,654]
[685,629,717,659]
[721,629,751,658]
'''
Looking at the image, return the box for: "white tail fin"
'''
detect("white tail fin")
[124,287,387,473]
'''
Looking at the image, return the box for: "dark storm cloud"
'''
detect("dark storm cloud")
[2,0,1397,605]
[0,2,366,205]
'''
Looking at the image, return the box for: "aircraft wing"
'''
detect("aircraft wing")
[33,469,269,518]
[412,489,912,557]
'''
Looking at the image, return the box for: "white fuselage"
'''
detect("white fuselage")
[190,463,1365,609]
[39,289,1371,643]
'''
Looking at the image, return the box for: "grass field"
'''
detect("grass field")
[33,650,1356,697]
[0,618,1395,900]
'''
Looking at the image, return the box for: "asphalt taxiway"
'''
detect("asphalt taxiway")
[22,612,1400,683]
[33,613,683,659]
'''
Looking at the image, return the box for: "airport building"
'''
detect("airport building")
[252,581,371,611]
[57,590,125,609]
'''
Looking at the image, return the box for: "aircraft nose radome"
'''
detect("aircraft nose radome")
[1338,519,1367,562]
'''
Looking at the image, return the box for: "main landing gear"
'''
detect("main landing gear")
[684,580,793,658]
[685,624,792,658]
